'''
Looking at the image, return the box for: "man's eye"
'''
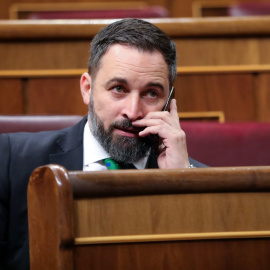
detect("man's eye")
[113,86,124,93]
[147,90,158,98]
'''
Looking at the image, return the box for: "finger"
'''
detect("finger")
[169,98,183,128]
[169,99,179,119]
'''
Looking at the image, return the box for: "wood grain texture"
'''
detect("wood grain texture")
[28,165,270,270]
[73,192,270,237]
[1,67,269,121]
[175,73,256,121]
[2,17,270,70]
[74,239,270,270]
[1,0,269,20]
[255,73,270,122]
[26,78,87,115]
[28,165,74,270]
[2,17,270,39]
[0,79,23,114]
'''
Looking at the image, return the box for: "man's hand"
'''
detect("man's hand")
[132,99,190,169]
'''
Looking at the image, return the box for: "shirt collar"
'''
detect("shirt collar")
[83,122,149,170]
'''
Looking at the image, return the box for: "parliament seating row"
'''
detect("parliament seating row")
[1,115,270,167]
[193,1,270,17]
[28,164,270,270]
[1,17,270,122]
[1,65,270,122]
[0,0,193,19]
[9,2,168,20]
[2,17,270,69]
[11,1,270,20]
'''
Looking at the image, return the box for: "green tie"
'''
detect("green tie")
[104,158,135,170]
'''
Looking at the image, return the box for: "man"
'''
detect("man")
[0,18,205,270]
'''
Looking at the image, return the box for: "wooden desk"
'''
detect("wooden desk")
[1,65,270,122]
[1,17,270,70]
[2,17,270,121]
[28,165,270,270]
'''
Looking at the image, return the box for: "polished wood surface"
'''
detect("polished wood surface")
[2,17,270,69]
[2,17,270,121]
[0,79,23,114]
[1,66,269,121]
[1,0,169,20]
[28,165,74,270]
[2,0,270,19]
[28,165,270,269]
[9,2,148,19]
[74,239,270,270]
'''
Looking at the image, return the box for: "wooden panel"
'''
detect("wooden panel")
[192,0,235,17]
[9,2,149,19]
[74,239,270,270]
[1,0,168,20]
[175,37,265,66]
[255,73,270,122]
[27,78,87,115]
[0,41,90,70]
[1,67,269,121]
[2,0,270,20]
[175,73,256,121]
[3,37,268,69]
[74,192,270,237]
[2,17,270,70]
[0,79,23,114]
[28,165,270,270]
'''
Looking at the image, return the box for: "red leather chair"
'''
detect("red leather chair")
[1,116,269,167]
[0,115,83,134]
[182,122,270,167]
[228,2,270,16]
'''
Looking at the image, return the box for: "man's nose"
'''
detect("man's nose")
[122,94,144,121]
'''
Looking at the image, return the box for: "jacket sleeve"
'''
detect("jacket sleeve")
[0,134,11,268]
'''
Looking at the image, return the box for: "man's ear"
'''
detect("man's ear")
[80,72,92,105]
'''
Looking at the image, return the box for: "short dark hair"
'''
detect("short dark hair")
[88,18,177,88]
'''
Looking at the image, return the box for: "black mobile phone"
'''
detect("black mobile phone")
[162,86,175,111]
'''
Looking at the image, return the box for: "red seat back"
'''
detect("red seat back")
[0,115,83,134]
[228,2,270,16]
[182,122,270,167]
[28,6,168,19]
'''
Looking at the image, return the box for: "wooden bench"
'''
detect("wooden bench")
[28,164,270,269]
[1,65,270,122]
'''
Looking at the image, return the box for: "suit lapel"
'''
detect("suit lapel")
[49,116,87,170]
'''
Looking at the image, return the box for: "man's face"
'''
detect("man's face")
[81,44,170,163]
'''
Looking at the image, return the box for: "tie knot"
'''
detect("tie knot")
[104,158,135,170]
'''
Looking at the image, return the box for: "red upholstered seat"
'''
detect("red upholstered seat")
[228,2,270,16]
[27,6,168,19]
[0,115,83,134]
[182,122,270,167]
[1,116,269,167]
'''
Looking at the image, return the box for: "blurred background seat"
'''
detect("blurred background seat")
[228,2,270,16]
[1,115,270,167]
[0,115,83,134]
[182,121,270,167]
[192,1,270,17]
[27,6,168,19]
[9,2,168,20]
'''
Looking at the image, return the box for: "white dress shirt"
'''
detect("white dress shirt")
[83,122,149,171]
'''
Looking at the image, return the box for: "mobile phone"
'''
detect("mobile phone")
[162,86,175,111]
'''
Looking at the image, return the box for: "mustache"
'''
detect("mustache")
[112,119,144,132]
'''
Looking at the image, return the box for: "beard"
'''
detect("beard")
[88,95,154,164]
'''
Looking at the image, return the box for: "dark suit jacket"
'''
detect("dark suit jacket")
[0,116,205,270]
